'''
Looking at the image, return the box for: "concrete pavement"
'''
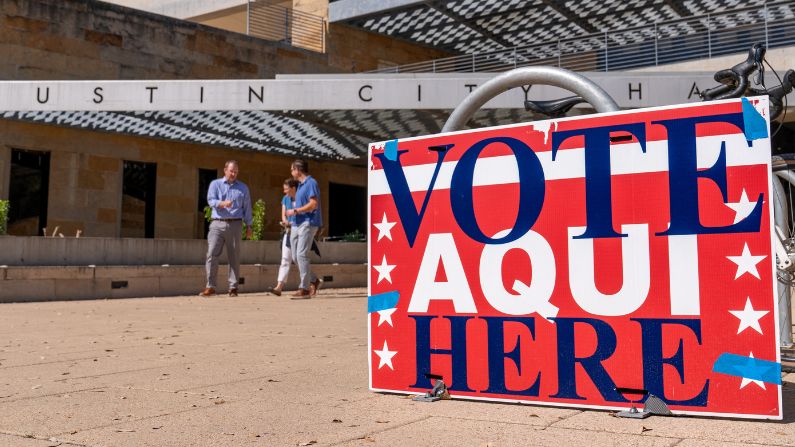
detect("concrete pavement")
[0,288,793,447]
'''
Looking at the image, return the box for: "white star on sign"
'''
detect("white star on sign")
[729,297,769,335]
[377,308,397,327]
[739,352,766,390]
[727,243,766,279]
[725,190,759,224]
[374,340,397,370]
[373,213,397,242]
[373,255,396,284]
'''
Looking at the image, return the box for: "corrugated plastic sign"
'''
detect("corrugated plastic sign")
[367,97,782,419]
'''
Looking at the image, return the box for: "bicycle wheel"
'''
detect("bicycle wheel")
[771,154,795,347]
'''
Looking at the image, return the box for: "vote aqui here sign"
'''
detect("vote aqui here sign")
[367,97,782,419]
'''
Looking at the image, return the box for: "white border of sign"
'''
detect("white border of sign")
[366,97,782,420]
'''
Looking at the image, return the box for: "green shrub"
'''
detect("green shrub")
[250,199,266,241]
[203,200,266,241]
[0,200,8,235]
[342,229,365,242]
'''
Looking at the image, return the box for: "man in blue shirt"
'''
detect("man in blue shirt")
[200,160,252,297]
[285,159,322,298]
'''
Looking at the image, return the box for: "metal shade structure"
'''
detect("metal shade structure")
[330,0,779,55]
[1,70,792,161]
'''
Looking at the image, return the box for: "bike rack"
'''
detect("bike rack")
[442,66,619,132]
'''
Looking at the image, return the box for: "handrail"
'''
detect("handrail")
[367,1,795,73]
[247,0,326,53]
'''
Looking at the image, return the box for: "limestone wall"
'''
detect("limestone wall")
[0,0,337,80]
[0,0,451,80]
[326,23,451,72]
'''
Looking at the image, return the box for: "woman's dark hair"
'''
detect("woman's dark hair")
[284,178,298,188]
[291,159,308,174]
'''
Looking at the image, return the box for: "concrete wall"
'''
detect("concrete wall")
[0,119,367,239]
[293,0,327,18]
[0,235,367,302]
[0,263,366,302]
[326,23,451,72]
[0,236,366,266]
[110,0,248,20]
[191,4,248,34]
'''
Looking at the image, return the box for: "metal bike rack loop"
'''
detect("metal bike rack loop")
[442,66,619,132]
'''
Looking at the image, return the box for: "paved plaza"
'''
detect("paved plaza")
[0,288,793,447]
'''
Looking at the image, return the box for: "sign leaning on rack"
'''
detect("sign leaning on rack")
[367,97,783,419]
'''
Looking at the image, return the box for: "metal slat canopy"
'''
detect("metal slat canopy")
[329,0,781,56]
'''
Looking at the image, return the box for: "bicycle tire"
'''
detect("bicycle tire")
[772,154,795,172]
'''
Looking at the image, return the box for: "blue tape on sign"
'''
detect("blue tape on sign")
[368,291,399,313]
[741,97,769,141]
[712,353,782,385]
[385,139,398,161]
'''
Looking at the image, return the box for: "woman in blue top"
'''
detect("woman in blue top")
[269,178,298,296]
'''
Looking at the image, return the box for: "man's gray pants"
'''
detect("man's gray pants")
[290,222,318,290]
[206,220,242,289]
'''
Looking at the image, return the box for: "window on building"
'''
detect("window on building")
[8,149,50,236]
[121,160,157,238]
[197,168,219,238]
[328,182,366,240]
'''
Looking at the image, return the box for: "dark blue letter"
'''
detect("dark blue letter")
[552,123,647,239]
[375,149,450,247]
[654,113,763,236]
[482,316,540,396]
[450,137,545,244]
[409,315,473,392]
[551,317,628,402]
[630,318,709,406]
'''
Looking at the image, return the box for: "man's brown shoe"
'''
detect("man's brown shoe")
[228,288,238,297]
[199,287,216,297]
[309,278,323,296]
[290,288,311,300]
[268,286,282,297]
